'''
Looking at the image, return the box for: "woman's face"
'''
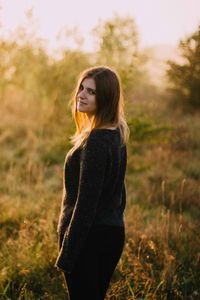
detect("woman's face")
[76,77,97,118]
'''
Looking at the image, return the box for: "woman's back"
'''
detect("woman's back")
[89,128,127,227]
[57,127,127,235]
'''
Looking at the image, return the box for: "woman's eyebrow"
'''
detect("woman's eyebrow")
[81,83,96,91]
[87,87,96,91]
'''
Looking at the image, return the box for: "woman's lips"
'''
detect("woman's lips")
[79,101,87,105]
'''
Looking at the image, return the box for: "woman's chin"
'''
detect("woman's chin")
[77,108,86,113]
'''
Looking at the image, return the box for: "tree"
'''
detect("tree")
[93,15,147,92]
[0,40,18,101]
[167,25,200,110]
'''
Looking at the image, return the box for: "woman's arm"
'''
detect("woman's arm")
[55,131,108,273]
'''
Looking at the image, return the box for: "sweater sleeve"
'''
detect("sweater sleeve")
[55,131,108,273]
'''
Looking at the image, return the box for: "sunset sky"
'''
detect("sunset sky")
[1,0,200,51]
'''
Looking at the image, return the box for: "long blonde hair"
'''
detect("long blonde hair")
[68,66,129,155]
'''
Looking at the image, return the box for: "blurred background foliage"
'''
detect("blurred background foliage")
[0,13,200,300]
[167,25,200,111]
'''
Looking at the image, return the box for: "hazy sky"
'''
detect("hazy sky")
[1,0,200,51]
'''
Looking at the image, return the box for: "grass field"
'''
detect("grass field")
[0,88,200,299]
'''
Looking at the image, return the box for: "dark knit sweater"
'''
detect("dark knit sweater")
[55,128,127,273]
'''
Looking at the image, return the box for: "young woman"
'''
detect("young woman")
[55,66,129,300]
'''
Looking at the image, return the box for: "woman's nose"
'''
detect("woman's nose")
[78,89,86,98]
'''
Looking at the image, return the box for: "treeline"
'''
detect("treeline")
[0,15,200,112]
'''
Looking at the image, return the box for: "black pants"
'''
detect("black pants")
[62,225,125,300]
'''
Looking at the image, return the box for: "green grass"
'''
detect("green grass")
[0,92,200,299]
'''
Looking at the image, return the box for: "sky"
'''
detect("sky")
[0,0,200,52]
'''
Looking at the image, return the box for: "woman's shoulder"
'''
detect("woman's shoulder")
[85,127,124,150]
[82,127,126,158]
[90,127,119,134]
[88,127,118,141]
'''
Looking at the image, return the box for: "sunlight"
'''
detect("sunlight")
[1,1,200,299]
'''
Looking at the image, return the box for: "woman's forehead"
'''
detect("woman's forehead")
[81,77,96,89]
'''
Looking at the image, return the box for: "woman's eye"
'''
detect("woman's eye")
[79,84,83,91]
[88,89,96,95]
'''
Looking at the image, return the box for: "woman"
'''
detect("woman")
[55,66,129,300]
